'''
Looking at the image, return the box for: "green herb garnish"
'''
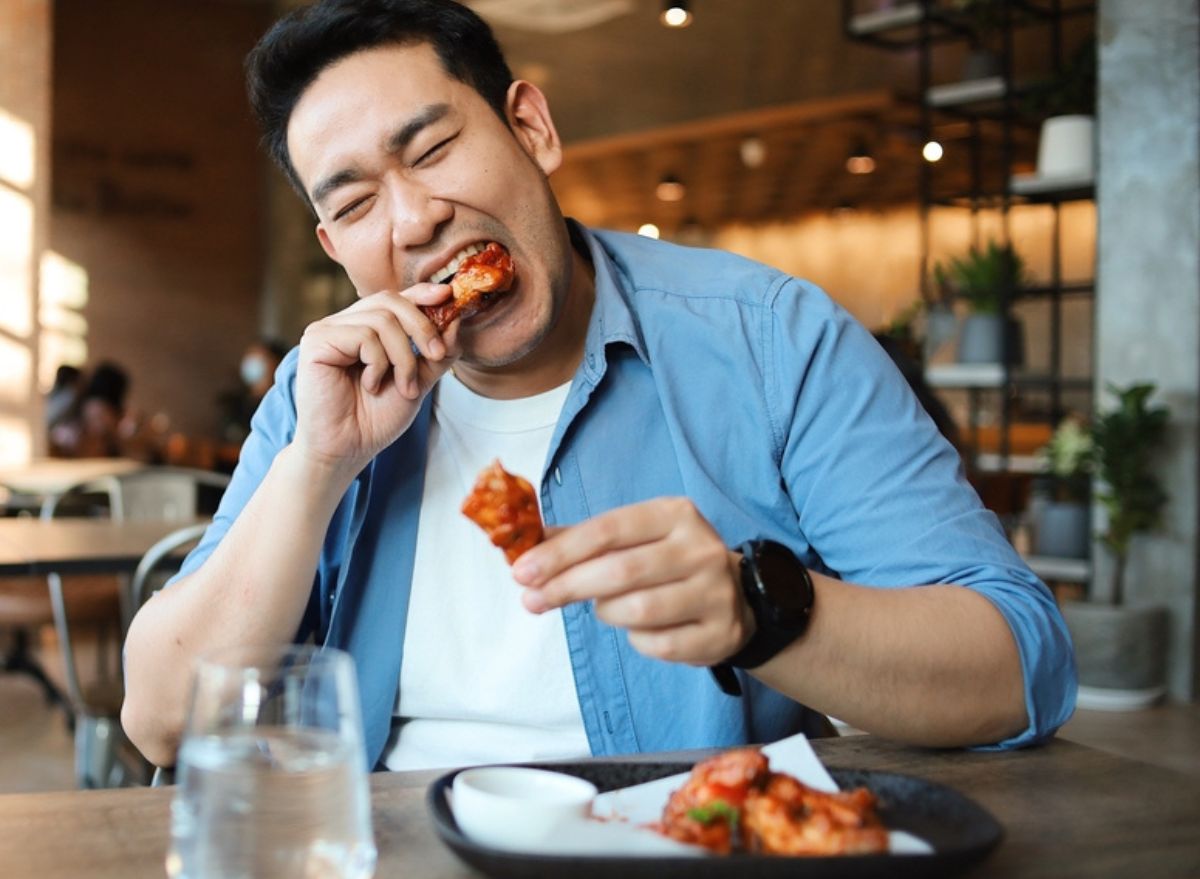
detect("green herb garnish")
[686,799,739,825]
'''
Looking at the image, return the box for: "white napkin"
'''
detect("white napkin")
[451,732,933,857]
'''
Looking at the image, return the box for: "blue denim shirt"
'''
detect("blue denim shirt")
[174,223,1076,767]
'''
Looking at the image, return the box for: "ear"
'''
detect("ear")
[506,80,562,176]
[315,223,340,264]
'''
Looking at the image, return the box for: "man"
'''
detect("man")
[122,0,1075,771]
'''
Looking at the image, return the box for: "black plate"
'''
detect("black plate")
[427,760,1003,878]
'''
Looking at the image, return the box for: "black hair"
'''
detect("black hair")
[52,364,82,391]
[245,0,514,202]
[84,361,130,409]
[258,338,291,362]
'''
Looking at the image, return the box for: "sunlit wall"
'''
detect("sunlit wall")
[0,0,52,468]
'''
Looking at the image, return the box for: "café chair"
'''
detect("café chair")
[131,522,208,791]
[41,467,228,788]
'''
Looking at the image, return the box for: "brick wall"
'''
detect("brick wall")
[50,0,273,441]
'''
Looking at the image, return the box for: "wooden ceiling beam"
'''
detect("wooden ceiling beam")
[561,90,899,163]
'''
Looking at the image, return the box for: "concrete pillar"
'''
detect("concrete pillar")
[0,0,53,465]
[1095,0,1200,699]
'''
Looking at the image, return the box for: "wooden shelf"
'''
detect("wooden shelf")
[847,3,924,36]
[926,76,1007,108]
[974,452,1045,474]
[926,365,1093,391]
[926,363,1005,387]
[1010,172,1095,202]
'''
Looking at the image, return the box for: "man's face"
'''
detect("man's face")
[287,42,573,368]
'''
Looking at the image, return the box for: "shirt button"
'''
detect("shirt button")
[554,467,563,485]
[587,353,595,368]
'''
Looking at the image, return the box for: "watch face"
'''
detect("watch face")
[753,541,813,629]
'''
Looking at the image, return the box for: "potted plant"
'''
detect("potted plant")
[936,240,1025,365]
[1022,37,1097,182]
[922,262,960,364]
[1061,383,1172,710]
[1031,416,1092,559]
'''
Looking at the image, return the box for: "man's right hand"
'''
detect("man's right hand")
[293,282,458,475]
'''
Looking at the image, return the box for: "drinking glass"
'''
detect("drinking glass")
[167,644,377,879]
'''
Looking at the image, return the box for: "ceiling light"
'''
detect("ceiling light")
[845,140,876,175]
[661,1,692,28]
[655,175,686,202]
[637,223,661,239]
[739,136,766,169]
[923,140,944,162]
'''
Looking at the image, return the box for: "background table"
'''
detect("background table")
[0,459,145,505]
[0,736,1196,878]
[0,518,206,577]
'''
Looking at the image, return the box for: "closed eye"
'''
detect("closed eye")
[415,135,455,166]
[333,195,372,221]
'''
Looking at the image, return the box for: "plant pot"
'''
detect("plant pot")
[923,306,958,364]
[1036,115,1095,180]
[1062,602,1168,710]
[1033,501,1089,559]
[956,314,1024,366]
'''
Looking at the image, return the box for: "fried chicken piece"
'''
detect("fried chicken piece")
[657,749,888,857]
[461,459,544,564]
[422,242,515,332]
[743,773,888,856]
[659,749,769,854]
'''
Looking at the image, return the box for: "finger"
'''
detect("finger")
[303,322,390,384]
[523,538,702,611]
[513,497,694,587]
[324,308,421,395]
[330,288,451,364]
[591,578,706,630]
[626,622,728,666]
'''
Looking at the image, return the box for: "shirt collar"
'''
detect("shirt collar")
[570,220,649,382]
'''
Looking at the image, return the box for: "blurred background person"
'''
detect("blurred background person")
[49,361,128,458]
[48,361,165,461]
[44,364,84,443]
[218,338,288,445]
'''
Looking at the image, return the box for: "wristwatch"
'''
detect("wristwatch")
[709,540,815,697]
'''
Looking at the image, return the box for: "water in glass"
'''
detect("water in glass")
[167,646,376,879]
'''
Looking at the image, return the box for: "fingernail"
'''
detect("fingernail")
[428,338,445,359]
[512,557,539,584]
[522,590,548,613]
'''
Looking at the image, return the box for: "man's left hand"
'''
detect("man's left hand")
[511,497,753,666]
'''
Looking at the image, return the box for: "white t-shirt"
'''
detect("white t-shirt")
[383,372,591,771]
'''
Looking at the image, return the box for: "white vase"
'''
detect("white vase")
[1033,501,1090,559]
[1037,115,1095,180]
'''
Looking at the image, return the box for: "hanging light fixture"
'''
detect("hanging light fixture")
[922,140,944,162]
[661,0,692,28]
[655,174,686,202]
[739,136,767,169]
[845,139,876,175]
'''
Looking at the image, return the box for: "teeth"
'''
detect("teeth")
[430,242,487,284]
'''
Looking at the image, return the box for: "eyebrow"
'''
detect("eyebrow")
[309,103,453,209]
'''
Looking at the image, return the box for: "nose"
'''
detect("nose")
[386,174,453,249]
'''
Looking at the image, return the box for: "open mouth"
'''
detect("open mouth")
[428,242,490,286]
[420,241,516,331]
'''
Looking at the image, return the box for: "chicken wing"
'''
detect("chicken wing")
[461,459,544,564]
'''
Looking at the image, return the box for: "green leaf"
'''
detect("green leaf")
[686,799,740,826]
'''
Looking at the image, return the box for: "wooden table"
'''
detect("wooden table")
[0,518,206,576]
[0,458,145,498]
[0,736,1196,878]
